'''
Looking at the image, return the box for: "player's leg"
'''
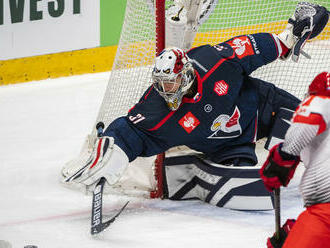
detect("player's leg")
[162,154,273,210]
[283,203,330,248]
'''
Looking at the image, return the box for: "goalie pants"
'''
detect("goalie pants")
[283,202,330,248]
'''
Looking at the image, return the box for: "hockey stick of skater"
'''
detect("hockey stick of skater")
[90,122,129,235]
[274,188,281,239]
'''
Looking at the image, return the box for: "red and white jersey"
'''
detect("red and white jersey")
[282,95,330,206]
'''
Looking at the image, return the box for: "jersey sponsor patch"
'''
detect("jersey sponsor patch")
[227,36,255,59]
[179,112,200,133]
[208,106,242,139]
[214,80,228,96]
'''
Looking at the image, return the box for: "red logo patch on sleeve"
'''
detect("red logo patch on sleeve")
[214,80,229,96]
[179,112,200,133]
[227,36,254,59]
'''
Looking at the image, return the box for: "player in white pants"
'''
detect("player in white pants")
[260,72,330,248]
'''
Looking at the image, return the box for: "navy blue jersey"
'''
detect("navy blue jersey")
[104,33,298,163]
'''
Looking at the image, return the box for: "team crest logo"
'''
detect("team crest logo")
[214,80,228,96]
[208,106,242,139]
[227,36,254,59]
[179,112,200,133]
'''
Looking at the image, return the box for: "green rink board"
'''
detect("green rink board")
[101,0,127,46]
[101,0,329,46]
[199,0,295,31]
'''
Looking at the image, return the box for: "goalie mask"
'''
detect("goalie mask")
[308,72,330,97]
[152,48,195,111]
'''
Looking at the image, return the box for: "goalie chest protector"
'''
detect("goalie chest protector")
[128,39,265,154]
[119,33,286,162]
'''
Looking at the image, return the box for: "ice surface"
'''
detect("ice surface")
[0,72,305,248]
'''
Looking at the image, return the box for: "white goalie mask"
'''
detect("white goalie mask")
[152,47,195,111]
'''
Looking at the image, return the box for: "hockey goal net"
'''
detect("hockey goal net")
[63,0,330,197]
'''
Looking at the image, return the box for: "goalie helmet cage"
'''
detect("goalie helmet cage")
[66,0,330,197]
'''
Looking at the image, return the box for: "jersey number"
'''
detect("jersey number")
[129,113,146,124]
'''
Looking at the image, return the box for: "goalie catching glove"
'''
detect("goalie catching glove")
[64,136,129,187]
[278,2,329,62]
[259,143,300,192]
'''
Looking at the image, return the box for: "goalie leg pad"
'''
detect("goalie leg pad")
[163,155,274,210]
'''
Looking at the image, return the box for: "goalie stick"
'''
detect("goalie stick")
[90,122,129,235]
[91,177,129,235]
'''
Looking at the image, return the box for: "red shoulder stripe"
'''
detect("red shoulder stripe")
[144,85,154,100]
[293,112,327,135]
[148,111,175,131]
[201,54,235,83]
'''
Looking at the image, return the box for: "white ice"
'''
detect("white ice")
[0,72,305,248]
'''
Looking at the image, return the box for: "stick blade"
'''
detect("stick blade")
[92,201,130,235]
[90,199,130,235]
